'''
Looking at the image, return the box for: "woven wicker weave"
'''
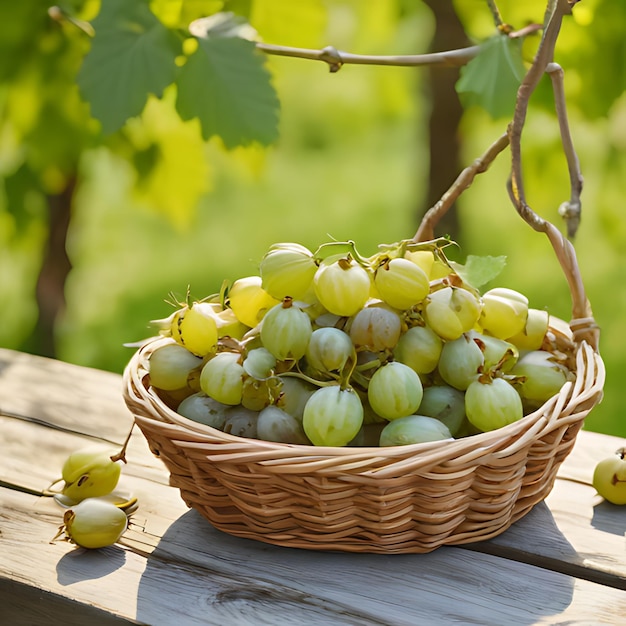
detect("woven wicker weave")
[123,265,604,552]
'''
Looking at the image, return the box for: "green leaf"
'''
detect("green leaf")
[449,255,507,290]
[456,34,526,119]
[77,0,182,134]
[176,15,279,147]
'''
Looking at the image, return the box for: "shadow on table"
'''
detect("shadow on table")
[591,500,626,536]
[56,545,127,586]
[134,502,579,626]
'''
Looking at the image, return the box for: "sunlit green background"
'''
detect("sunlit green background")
[2,0,625,437]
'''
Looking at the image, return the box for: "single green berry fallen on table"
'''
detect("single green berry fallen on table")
[592,447,626,505]
[53,497,132,549]
[61,446,122,504]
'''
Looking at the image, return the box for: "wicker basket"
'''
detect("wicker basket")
[122,231,605,552]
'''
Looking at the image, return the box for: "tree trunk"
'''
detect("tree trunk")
[24,177,75,358]
[420,0,469,244]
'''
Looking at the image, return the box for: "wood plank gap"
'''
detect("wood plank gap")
[459,542,626,591]
[0,578,148,626]
[0,409,125,446]
[0,480,46,497]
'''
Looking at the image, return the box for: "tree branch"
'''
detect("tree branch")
[486,1,506,30]
[255,43,480,73]
[546,62,583,239]
[413,132,510,242]
[506,0,570,233]
[506,0,597,348]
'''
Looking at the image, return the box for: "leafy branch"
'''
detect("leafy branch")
[255,42,481,73]
[55,0,594,343]
[506,0,597,347]
[256,1,595,347]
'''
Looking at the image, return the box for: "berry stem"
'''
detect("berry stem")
[110,422,135,465]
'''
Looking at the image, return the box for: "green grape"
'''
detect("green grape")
[356,385,386,424]
[260,243,318,300]
[313,256,371,317]
[508,308,550,351]
[465,377,523,432]
[177,392,229,429]
[368,361,423,420]
[393,325,443,374]
[61,498,129,549]
[61,446,121,504]
[404,249,435,277]
[200,352,245,405]
[149,342,203,391]
[170,301,219,357]
[260,298,313,361]
[257,405,310,444]
[204,302,249,340]
[374,257,429,310]
[510,350,570,406]
[418,385,466,436]
[348,302,402,352]
[437,334,484,391]
[306,327,355,374]
[379,415,453,446]
[222,406,259,438]
[276,376,317,421]
[347,422,387,446]
[405,249,450,279]
[479,287,529,340]
[467,330,518,372]
[302,385,364,446]
[241,376,282,411]
[423,286,482,341]
[228,276,280,328]
[243,347,277,379]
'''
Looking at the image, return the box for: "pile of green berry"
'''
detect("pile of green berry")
[146,238,574,448]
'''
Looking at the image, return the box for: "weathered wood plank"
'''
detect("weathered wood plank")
[0,348,133,442]
[2,347,625,625]
[0,578,144,626]
[2,488,625,626]
[4,413,625,583]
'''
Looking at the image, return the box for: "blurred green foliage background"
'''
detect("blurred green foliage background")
[1,0,625,436]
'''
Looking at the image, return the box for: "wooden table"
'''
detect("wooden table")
[1,348,624,625]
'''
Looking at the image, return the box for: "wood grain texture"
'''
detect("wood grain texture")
[1,348,625,625]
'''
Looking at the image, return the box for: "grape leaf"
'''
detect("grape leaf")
[176,15,279,147]
[456,34,526,119]
[449,255,507,290]
[77,0,182,134]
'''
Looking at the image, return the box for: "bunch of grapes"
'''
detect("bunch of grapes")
[146,238,575,448]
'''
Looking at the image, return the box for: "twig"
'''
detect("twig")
[413,132,510,242]
[255,22,542,73]
[506,1,569,232]
[546,62,583,239]
[255,43,480,73]
[506,0,597,348]
[486,0,507,31]
[48,5,95,36]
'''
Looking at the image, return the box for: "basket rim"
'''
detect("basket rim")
[122,327,605,462]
